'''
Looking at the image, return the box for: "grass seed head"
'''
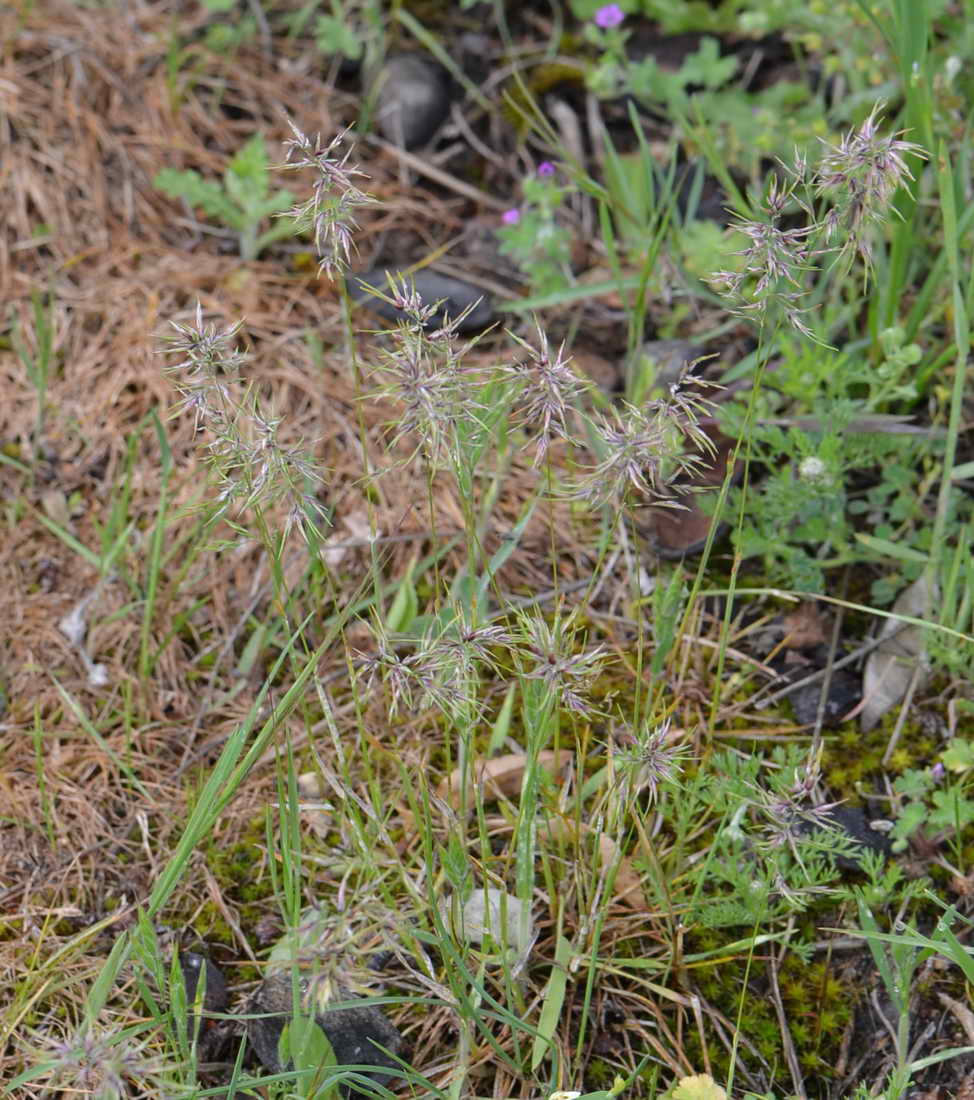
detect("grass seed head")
[280,120,376,277]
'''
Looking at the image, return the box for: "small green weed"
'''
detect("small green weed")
[200,0,260,53]
[496,164,574,297]
[891,740,974,872]
[154,134,295,261]
[713,334,947,597]
[580,8,827,177]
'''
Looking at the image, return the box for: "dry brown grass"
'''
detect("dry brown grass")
[0,1,631,1092]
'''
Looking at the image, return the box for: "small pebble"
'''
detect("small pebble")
[789,669,860,729]
[455,888,532,955]
[372,54,451,149]
[248,974,404,1098]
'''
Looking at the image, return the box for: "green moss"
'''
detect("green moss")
[190,900,235,946]
[823,717,936,800]
[680,926,855,1088]
[185,813,273,946]
[584,1057,616,1091]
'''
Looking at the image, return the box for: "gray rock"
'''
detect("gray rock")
[176,952,228,1044]
[789,669,861,729]
[797,805,892,871]
[373,54,451,149]
[248,974,404,1098]
[348,268,493,333]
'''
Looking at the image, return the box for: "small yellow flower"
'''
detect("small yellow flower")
[672,1074,728,1100]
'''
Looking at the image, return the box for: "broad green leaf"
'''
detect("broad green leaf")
[280,1015,338,1099]
[385,563,418,634]
[855,532,929,563]
[228,134,269,193]
[942,738,974,773]
[487,683,517,755]
[315,14,364,59]
[531,934,572,1070]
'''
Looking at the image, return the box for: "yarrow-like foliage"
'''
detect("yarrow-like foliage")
[756,764,858,873]
[165,303,328,545]
[279,119,375,277]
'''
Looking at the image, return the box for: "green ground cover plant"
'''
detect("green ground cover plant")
[154,134,296,261]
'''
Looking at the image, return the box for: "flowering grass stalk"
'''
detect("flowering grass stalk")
[616,717,688,807]
[19,1024,174,1098]
[165,303,328,551]
[364,273,489,471]
[514,608,608,717]
[278,120,376,278]
[713,107,925,338]
[571,376,717,511]
[503,321,586,465]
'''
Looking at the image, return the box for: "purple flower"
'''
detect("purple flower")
[538,161,556,177]
[931,762,946,782]
[594,3,624,28]
[502,208,521,225]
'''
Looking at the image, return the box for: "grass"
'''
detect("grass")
[2,0,974,1098]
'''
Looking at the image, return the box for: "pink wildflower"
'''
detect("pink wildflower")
[594,4,624,28]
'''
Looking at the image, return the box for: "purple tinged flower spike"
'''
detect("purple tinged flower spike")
[503,321,585,465]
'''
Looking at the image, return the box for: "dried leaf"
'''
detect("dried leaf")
[938,991,974,1046]
[297,771,331,839]
[41,488,73,532]
[597,833,648,910]
[545,818,648,910]
[860,574,936,732]
[450,888,532,954]
[439,750,572,808]
[322,511,373,568]
[783,601,828,649]
[59,589,109,687]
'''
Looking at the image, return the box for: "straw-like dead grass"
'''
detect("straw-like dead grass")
[0,1,634,1091]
